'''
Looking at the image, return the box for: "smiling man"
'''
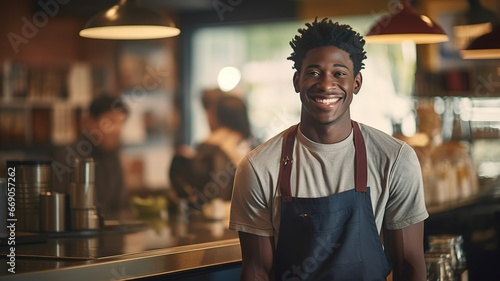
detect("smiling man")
[229,18,428,281]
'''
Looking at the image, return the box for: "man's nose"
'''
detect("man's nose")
[316,75,337,93]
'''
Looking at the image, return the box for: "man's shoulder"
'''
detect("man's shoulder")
[244,128,289,166]
[358,123,405,146]
[357,122,412,159]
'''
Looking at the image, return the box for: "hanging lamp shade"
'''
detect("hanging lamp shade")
[453,0,498,50]
[364,0,448,44]
[460,26,500,59]
[454,0,498,29]
[79,0,180,40]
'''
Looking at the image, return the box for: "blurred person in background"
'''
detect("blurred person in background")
[169,91,256,217]
[53,95,131,220]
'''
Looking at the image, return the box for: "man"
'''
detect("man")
[53,95,130,220]
[229,18,428,280]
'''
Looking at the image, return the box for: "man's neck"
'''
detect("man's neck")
[299,118,352,144]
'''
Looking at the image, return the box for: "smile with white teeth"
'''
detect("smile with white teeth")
[314,97,341,104]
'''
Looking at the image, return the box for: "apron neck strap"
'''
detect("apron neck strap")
[278,121,368,202]
[352,121,368,192]
[277,125,298,202]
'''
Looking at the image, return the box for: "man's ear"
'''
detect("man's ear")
[293,71,300,93]
[353,72,363,95]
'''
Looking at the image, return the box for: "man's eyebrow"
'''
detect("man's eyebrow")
[333,63,349,69]
[304,64,320,70]
[304,63,350,70]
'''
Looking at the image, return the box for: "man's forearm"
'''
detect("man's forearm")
[392,260,426,281]
[239,232,275,281]
[240,264,274,281]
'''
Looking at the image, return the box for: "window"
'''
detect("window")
[189,17,417,144]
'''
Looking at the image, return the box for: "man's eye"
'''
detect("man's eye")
[334,72,346,77]
[308,71,320,76]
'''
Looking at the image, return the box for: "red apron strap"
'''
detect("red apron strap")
[352,121,368,192]
[278,125,298,202]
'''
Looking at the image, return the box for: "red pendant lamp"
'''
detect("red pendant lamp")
[365,0,448,44]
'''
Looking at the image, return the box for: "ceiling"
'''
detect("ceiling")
[49,0,282,18]
[145,0,214,11]
[47,0,218,19]
[49,0,298,27]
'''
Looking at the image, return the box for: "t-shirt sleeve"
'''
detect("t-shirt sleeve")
[229,156,274,236]
[384,144,429,230]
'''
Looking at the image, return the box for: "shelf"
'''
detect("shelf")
[0,101,82,148]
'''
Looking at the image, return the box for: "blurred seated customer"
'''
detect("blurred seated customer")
[169,92,256,215]
[168,88,223,208]
[53,95,131,220]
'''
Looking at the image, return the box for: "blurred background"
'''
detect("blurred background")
[0,1,499,279]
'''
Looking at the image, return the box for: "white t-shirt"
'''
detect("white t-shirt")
[229,123,428,242]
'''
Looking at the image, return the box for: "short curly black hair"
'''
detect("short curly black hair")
[88,95,129,119]
[288,18,367,75]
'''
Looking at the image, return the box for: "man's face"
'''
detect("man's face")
[89,110,127,151]
[293,46,362,127]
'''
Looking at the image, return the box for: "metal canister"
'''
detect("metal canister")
[70,208,100,230]
[6,160,52,232]
[68,157,99,230]
[68,182,95,209]
[39,192,66,232]
[71,157,95,184]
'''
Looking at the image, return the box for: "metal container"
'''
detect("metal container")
[40,192,66,232]
[71,208,99,230]
[12,161,52,184]
[68,182,95,209]
[68,157,99,230]
[6,160,52,232]
[70,157,95,184]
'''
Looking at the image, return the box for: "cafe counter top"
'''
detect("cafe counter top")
[0,214,241,280]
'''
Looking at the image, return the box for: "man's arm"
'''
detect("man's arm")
[385,221,427,281]
[239,231,275,281]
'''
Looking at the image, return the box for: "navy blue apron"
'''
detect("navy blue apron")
[274,121,390,281]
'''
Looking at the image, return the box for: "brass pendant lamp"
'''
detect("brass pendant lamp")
[79,0,180,40]
[365,0,448,44]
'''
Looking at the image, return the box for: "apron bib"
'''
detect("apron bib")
[274,121,390,281]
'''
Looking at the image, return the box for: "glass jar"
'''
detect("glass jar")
[428,235,467,278]
[425,253,454,281]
